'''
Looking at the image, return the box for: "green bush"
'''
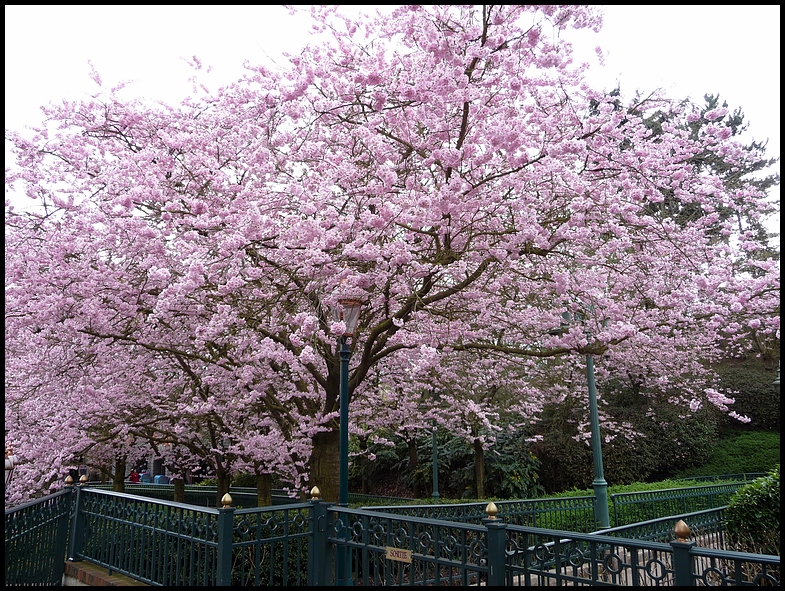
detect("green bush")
[483,430,545,499]
[713,358,781,430]
[725,465,780,556]
[351,426,543,500]
[230,472,259,487]
[531,396,720,492]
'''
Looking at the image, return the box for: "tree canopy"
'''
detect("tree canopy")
[5,5,779,506]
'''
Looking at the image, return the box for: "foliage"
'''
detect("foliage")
[531,394,720,492]
[352,426,543,500]
[231,472,260,488]
[713,358,781,430]
[673,431,781,478]
[483,429,545,499]
[725,465,780,556]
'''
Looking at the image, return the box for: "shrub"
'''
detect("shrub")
[483,430,545,499]
[713,358,781,430]
[530,397,719,492]
[724,465,780,556]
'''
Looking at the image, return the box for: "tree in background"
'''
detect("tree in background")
[5,5,779,506]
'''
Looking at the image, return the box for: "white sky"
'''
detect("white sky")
[4,5,780,232]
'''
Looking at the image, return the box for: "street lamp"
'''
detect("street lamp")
[335,298,363,507]
[428,390,446,500]
[334,297,363,586]
[549,310,610,530]
[5,445,19,487]
[418,391,442,500]
[431,419,440,500]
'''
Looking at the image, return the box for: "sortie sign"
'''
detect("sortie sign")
[385,546,413,564]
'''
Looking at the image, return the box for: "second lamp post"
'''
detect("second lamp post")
[549,310,610,530]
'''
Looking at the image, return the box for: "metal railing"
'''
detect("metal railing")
[322,503,496,586]
[364,495,597,532]
[68,487,313,586]
[598,506,728,544]
[82,482,412,508]
[611,482,747,527]
[5,482,780,586]
[327,502,780,587]
[4,488,74,586]
[672,473,766,484]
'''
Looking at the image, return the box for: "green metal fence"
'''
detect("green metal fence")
[82,482,413,508]
[610,482,748,527]
[81,483,301,508]
[328,502,780,587]
[323,503,497,586]
[5,482,780,586]
[599,506,728,545]
[502,506,775,586]
[672,473,766,484]
[68,487,313,586]
[4,488,74,586]
[364,495,597,532]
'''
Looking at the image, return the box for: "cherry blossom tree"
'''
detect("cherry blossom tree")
[5,5,779,505]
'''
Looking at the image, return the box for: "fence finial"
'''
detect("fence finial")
[674,519,691,542]
[485,501,498,519]
[65,475,74,485]
[221,493,233,507]
[310,486,321,499]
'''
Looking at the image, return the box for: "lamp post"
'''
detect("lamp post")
[774,360,780,386]
[431,419,440,500]
[549,310,610,530]
[429,390,442,500]
[335,297,363,586]
[5,445,19,487]
[585,350,610,529]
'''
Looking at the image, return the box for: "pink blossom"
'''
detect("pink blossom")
[704,107,728,121]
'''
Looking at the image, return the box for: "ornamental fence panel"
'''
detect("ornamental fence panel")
[611,482,749,527]
[4,488,74,586]
[364,495,597,532]
[4,483,780,586]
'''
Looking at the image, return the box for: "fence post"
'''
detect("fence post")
[66,477,85,561]
[670,519,696,586]
[216,493,236,586]
[482,502,507,587]
[610,494,619,529]
[307,487,332,586]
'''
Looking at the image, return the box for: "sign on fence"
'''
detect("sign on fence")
[385,546,413,563]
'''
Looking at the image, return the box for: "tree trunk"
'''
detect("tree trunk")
[474,438,485,499]
[310,429,340,502]
[216,465,230,508]
[408,439,421,498]
[361,457,370,495]
[359,436,370,494]
[113,457,126,492]
[172,477,185,503]
[256,473,272,507]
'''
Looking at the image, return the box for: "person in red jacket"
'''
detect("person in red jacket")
[128,469,140,483]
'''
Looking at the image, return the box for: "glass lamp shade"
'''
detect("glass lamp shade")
[5,448,18,485]
[335,298,364,336]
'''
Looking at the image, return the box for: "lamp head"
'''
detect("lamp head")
[335,298,364,336]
